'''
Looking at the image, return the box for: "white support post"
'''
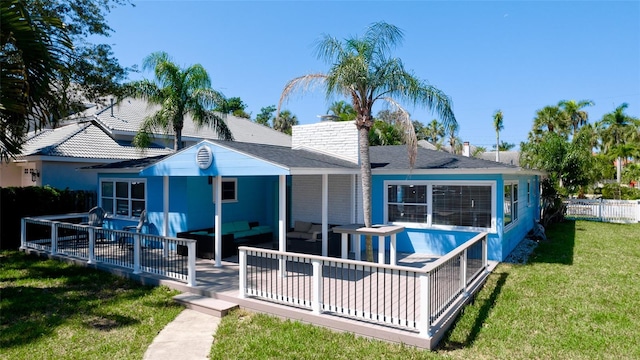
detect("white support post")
[88,227,95,264]
[20,218,26,250]
[418,273,431,337]
[187,241,196,287]
[390,233,397,266]
[278,175,287,278]
[377,235,385,264]
[311,259,323,315]
[163,176,169,257]
[483,235,488,272]
[238,248,247,299]
[214,176,222,267]
[51,222,58,255]
[341,233,348,259]
[355,234,362,261]
[133,234,141,274]
[321,174,328,257]
[461,250,468,297]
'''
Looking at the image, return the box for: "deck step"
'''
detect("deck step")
[173,293,239,318]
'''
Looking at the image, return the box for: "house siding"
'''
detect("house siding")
[291,121,359,163]
[371,173,539,261]
[292,175,353,225]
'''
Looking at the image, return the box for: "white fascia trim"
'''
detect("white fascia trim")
[22,155,130,164]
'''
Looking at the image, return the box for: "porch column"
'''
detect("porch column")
[278,175,287,277]
[321,174,328,257]
[162,176,169,257]
[214,176,222,267]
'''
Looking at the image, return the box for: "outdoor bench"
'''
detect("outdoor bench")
[177,221,272,259]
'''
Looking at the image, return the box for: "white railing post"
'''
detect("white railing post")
[133,234,141,274]
[598,198,603,222]
[483,234,489,273]
[88,227,95,264]
[636,200,640,223]
[51,222,58,255]
[461,249,468,297]
[238,248,247,299]
[311,259,323,315]
[20,218,27,250]
[418,272,431,337]
[187,241,196,287]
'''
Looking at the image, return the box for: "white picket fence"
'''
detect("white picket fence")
[564,199,640,223]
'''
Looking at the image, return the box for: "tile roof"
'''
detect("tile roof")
[86,98,292,147]
[20,121,172,160]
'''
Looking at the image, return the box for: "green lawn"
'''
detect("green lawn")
[211,221,640,359]
[0,251,183,360]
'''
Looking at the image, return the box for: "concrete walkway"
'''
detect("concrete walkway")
[143,309,221,360]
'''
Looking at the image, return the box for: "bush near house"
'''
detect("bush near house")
[0,186,96,250]
[600,183,640,200]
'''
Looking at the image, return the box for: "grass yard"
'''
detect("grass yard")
[0,251,183,360]
[210,221,640,360]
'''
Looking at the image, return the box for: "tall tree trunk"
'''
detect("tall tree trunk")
[174,127,182,150]
[617,156,622,183]
[496,132,500,162]
[358,126,374,262]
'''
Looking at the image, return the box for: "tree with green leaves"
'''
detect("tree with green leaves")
[1,0,129,161]
[424,119,445,144]
[531,105,570,140]
[255,105,276,127]
[327,100,356,121]
[493,109,504,161]
[558,99,593,137]
[495,141,515,151]
[597,103,640,183]
[369,120,403,146]
[273,109,298,135]
[279,22,456,261]
[214,96,250,119]
[123,51,232,150]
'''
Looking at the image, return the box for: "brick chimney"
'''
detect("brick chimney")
[291,121,359,164]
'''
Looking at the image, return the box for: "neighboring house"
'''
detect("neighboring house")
[84,120,543,262]
[0,97,291,190]
[479,151,521,166]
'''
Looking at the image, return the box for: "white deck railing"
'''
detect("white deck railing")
[238,232,489,338]
[564,199,640,223]
[21,215,197,286]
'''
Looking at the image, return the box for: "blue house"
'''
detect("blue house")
[85,121,543,264]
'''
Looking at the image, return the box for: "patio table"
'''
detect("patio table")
[332,224,404,265]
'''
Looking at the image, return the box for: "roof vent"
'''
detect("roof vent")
[196,146,213,169]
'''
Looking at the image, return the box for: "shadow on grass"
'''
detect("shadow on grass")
[528,220,576,265]
[437,272,508,350]
[0,251,176,350]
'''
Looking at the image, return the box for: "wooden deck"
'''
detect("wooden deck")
[22,243,495,350]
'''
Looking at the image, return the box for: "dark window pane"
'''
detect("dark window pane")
[116,199,129,216]
[101,198,113,214]
[116,182,128,198]
[132,201,145,217]
[131,182,145,199]
[433,185,492,228]
[221,181,236,201]
[102,182,113,197]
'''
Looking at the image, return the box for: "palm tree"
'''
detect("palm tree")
[124,51,232,150]
[1,0,72,160]
[327,100,356,121]
[558,99,594,137]
[424,119,445,144]
[493,109,504,162]
[532,105,570,140]
[273,109,298,135]
[598,103,640,183]
[447,122,459,154]
[278,22,456,261]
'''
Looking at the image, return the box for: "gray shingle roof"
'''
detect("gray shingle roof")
[87,98,292,147]
[478,151,521,166]
[20,121,172,160]
[369,145,517,170]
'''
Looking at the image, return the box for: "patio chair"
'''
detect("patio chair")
[118,210,147,250]
[77,207,107,245]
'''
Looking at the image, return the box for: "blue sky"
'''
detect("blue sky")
[99,1,639,149]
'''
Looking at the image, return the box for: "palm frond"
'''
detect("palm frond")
[277,74,327,116]
[381,97,417,167]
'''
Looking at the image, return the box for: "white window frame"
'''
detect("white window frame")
[383,180,496,233]
[527,180,532,207]
[504,181,519,229]
[213,178,238,203]
[99,178,146,219]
